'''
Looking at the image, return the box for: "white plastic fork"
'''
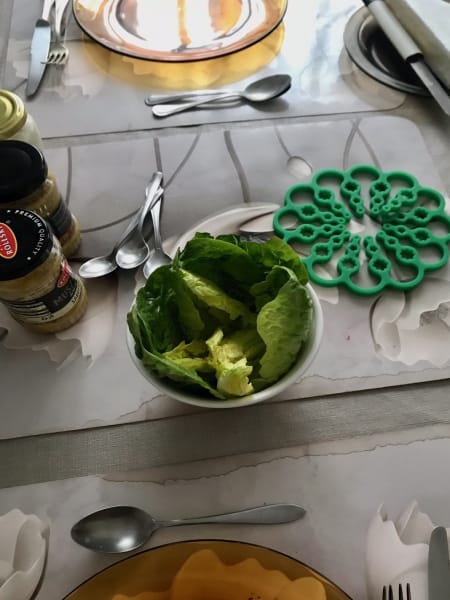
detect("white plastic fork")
[46,0,71,65]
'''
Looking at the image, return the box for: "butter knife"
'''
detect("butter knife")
[362,0,450,115]
[428,526,450,600]
[26,0,55,97]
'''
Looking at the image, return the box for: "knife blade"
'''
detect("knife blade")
[26,0,55,98]
[362,0,450,115]
[428,526,450,600]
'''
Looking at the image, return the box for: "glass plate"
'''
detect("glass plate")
[72,0,288,62]
[64,539,352,599]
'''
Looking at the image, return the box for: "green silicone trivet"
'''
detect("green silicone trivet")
[273,165,450,295]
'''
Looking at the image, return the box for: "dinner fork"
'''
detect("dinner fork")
[382,583,411,600]
[46,0,71,65]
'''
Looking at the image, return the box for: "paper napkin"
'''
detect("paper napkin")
[0,509,48,600]
[366,501,450,600]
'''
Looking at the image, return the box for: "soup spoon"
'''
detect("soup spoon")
[115,172,163,270]
[71,504,306,554]
[152,74,292,117]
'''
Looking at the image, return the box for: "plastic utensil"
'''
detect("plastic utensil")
[273,165,450,295]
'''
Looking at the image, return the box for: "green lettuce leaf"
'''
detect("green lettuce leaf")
[257,267,312,383]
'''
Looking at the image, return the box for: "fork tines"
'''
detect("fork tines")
[382,583,411,600]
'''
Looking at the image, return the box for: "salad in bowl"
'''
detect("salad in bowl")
[127,233,322,408]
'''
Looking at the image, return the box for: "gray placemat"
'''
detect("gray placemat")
[1,0,405,138]
[1,115,450,441]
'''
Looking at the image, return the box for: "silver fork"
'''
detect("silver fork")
[46,0,71,65]
[382,583,411,600]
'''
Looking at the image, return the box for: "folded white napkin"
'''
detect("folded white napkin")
[371,277,450,367]
[0,509,48,600]
[385,0,450,88]
[366,501,450,600]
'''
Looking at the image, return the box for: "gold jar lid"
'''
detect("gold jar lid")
[0,91,27,139]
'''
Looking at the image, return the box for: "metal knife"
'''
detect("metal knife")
[26,0,55,97]
[428,526,450,600]
[362,0,450,115]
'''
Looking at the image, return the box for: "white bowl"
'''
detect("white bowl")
[127,283,323,409]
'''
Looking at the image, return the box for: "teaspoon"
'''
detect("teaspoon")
[152,74,292,118]
[142,192,171,278]
[115,171,163,270]
[71,504,306,554]
[78,208,146,279]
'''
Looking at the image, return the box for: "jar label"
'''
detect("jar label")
[0,223,18,259]
[3,260,84,324]
[49,198,73,238]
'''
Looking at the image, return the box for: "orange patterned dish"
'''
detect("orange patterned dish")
[64,540,352,600]
[72,0,287,62]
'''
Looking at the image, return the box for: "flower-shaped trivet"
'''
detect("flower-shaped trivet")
[274,165,450,295]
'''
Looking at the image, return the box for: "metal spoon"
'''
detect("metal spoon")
[115,171,163,270]
[152,74,292,118]
[78,207,147,279]
[142,192,171,278]
[70,503,306,554]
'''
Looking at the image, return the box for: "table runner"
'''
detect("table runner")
[1,115,450,440]
[1,0,405,138]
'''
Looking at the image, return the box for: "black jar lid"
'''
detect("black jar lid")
[0,209,53,281]
[0,140,48,203]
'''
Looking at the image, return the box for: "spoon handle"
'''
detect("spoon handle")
[139,172,164,232]
[158,504,305,528]
[152,92,240,117]
[150,194,163,251]
[145,90,234,106]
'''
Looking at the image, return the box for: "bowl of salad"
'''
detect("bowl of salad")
[127,233,323,408]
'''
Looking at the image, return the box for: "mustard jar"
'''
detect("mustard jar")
[0,140,81,258]
[0,90,43,149]
[0,209,87,333]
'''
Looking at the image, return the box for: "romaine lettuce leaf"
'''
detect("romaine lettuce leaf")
[141,346,225,399]
[257,267,312,383]
[180,269,253,323]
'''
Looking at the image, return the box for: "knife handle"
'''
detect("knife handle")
[41,0,55,20]
[363,0,422,62]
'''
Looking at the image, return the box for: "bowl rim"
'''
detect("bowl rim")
[126,282,323,409]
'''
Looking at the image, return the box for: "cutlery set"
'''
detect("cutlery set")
[26,0,71,97]
[381,525,450,600]
[147,74,292,117]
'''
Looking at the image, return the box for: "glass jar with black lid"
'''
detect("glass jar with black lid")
[0,208,87,333]
[0,140,81,258]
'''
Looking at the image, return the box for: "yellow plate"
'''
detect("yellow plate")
[64,540,352,600]
[73,0,287,62]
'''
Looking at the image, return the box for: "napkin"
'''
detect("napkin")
[385,0,450,88]
[0,509,48,600]
[370,277,450,367]
[366,501,450,600]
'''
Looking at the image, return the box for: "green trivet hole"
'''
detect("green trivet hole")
[273,165,450,296]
